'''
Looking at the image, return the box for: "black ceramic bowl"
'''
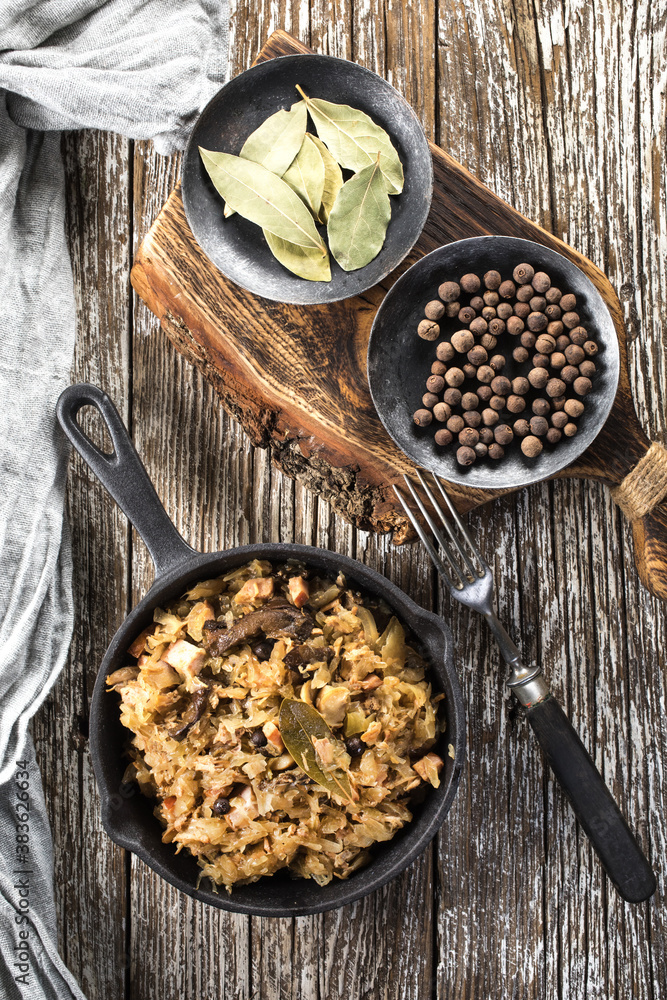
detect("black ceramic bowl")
[367,237,620,490]
[182,54,433,305]
[56,384,465,918]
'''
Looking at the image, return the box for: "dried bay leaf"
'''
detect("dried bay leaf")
[199,148,326,252]
[296,85,404,195]
[224,101,307,218]
[327,157,391,271]
[309,134,343,223]
[279,698,354,803]
[282,133,326,218]
[263,230,331,281]
[241,99,307,174]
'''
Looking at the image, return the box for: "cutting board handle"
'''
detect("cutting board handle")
[606,434,667,600]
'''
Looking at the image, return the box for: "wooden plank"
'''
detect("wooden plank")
[31,129,131,1000]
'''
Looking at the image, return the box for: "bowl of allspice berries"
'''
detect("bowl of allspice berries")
[367,236,620,489]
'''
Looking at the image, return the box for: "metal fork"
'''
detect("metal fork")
[395,469,656,904]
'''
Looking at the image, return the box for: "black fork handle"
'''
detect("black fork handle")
[56,383,196,579]
[525,694,656,903]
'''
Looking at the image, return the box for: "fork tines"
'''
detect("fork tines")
[393,470,486,590]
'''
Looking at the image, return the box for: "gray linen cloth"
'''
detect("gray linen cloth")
[0,2,228,996]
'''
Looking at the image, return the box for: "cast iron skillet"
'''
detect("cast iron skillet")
[56,383,465,918]
[368,236,621,489]
[181,53,433,305]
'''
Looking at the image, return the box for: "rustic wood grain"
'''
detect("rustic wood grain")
[33,3,667,999]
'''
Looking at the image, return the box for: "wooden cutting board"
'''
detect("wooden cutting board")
[130,29,667,600]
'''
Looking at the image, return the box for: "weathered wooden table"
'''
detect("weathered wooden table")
[34,3,667,997]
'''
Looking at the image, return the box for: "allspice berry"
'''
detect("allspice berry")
[444,387,462,407]
[535,334,556,354]
[460,273,481,294]
[439,280,461,302]
[482,305,497,321]
[563,422,578,437]
[513,263,535,285]
[477,385,493,402]
[579,360,596,379]
[569,326,588,346]
[444,368,464,387]
[546,378,566,398]
[474,442,488,458]
[477,365,495,384]
[520,331,536,349]
[447,414,465,434]
[433,402,451,422]
[468,345,488,366]
[490,354,506,371]
[521,435,543,458]
[418,319,440,341]
[532,353,550,369]
[551,411,569,429]
[561,365,579,384]
[479,427,494,444]
[494,424,514,445]
[457,445,476,466]
[484,270,502,290]
[497,303,513,320]
[551,397,566,411]
[562,311,580,330]
[507,394,526,413]
[484,290,499,307]
[512,377,530,395]
[461,392,480,410]
[564,398,585,418]
[532,398,550,416]
[530,415,549,437]
[425,300,445,320]
[532,271,551,293]
[513,347,529,363]
[573,376,592,396]
[482,408,499,426]
[513,419,531,437]
[556,334,571,351]
[550,352,566,370]
[463,363,477,380]
[426,374,445,393]
[488,318,506,337]
[491,375,511,396]
[489,395,506,412]
[545,303,561,322]
[560,293,577,312]
[506,316,525,336]
[530,296,547,313]
[488,443,505,460]
[516,285,534,302]
[413,409,433,427]
[435,428,453,446]
[514,301,531,319]
[422,392,439,408]
[583,340,598,356]
[546,428,562,444]
[564,344,585,365]
[445,301,461,317]
[458,305,476,324]
[451,329,475,353]
[431,360,447,375]
[528,367,550,389]
[436,341,455,362]
[545,286,562,304]
[527,311,548,332]
[459,427,480,448]
[469,316,488,336]
[480,334,498,351]
[470,295,485,311]
[547,320,564,338]
[499,280,516,299]
[464,410,482,428]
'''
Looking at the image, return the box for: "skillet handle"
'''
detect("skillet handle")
[525,695,656,903]
[57,383,196,579]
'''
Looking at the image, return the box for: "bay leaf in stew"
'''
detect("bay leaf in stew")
[279,698,354,803]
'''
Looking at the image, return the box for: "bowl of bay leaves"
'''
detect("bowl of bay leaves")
[182,54,433,304]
